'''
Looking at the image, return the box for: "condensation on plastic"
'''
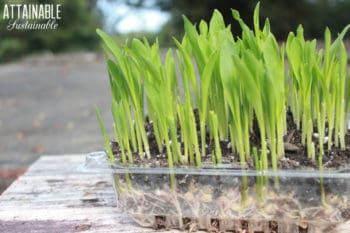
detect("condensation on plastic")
[81,151,350,233]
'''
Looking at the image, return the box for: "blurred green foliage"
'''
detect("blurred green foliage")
[0,0,101,62]
[124,0,350,45]
[1,0,349,62]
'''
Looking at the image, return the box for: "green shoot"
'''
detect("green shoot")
[95,107,115,162]
[112,100,133,163]
[209,111,222,164]
[253,147,263,201]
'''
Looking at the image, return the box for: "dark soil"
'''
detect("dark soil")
[111,110,350,170]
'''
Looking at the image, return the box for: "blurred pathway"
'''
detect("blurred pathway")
[0,52,114,193]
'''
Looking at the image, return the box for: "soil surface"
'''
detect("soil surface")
[112,110,350,171]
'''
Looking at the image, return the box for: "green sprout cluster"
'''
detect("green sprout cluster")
[286,25,350,165]
[97,3,350,171]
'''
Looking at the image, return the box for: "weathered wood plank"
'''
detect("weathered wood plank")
[0,155,188,233]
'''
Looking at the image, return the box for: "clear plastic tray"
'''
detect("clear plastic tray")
[82,151,350,233]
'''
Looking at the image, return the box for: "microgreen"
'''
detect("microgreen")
[96,3,350,179]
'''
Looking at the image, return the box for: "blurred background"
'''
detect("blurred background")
[0,0,349,193]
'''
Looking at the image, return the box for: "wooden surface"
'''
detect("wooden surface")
[0,155,184,233]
